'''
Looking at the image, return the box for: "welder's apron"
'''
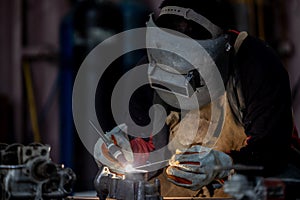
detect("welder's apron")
[157,93,247,197]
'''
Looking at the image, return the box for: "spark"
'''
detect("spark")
[124,164,136,172]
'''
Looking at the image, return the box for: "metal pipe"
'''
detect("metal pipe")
[0,165,26,169]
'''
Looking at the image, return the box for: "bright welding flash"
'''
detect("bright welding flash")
[124,164,136,173]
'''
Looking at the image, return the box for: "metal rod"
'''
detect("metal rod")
[89,120,111,146]
[135,159,170,169]
[214,164,263,172]
[67,197,234,200]
[0,165,26,169]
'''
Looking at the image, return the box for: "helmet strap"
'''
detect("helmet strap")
[159,6,223,38]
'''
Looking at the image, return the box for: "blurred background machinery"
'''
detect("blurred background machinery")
[224,173,300,200]
[0,143,76,199]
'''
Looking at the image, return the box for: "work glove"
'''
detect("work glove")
[93,124,134,172]
[166,145,232,190]
[130,136,155,167]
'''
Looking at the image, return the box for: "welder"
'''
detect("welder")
[94,0,300,198]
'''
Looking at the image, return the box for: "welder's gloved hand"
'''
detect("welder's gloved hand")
[130,136,155,167]
[93,124,134,172]
[166,145,232,190]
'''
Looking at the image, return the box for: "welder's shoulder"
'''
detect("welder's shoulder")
[235,35,289,90]
[237,35,284,72]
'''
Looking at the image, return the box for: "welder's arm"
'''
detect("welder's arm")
[166,145,232,190]
[230,36,293,176]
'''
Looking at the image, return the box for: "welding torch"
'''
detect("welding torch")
[89,120,128,165]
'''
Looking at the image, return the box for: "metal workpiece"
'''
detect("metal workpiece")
[0,143,76,200]
[94,167,162,200]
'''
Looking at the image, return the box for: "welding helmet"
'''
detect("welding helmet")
[146,0,234,110]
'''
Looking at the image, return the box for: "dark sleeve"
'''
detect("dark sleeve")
[230,36,293,177]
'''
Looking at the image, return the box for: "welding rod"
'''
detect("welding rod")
[135,159,170,169]
[214,164,264,172]
[89,120,127,164]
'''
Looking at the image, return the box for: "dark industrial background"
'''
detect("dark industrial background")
[0,0,299,193]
